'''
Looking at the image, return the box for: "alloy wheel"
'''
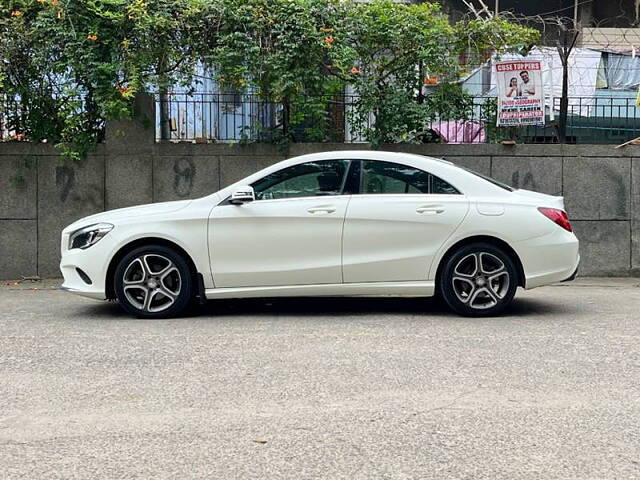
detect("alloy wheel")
[122,254,182,313]
[451,252,510,310]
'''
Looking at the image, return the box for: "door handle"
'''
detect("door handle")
[307,206,336,215]
[416,205,445,215]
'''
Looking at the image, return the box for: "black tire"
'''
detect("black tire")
[440,242,518,317]
[114,244,194,319]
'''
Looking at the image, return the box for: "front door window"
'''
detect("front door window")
[252,160,350,200]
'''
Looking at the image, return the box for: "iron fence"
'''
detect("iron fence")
[154,92,640,145]
[154,92,367,143]
[2,92,640,145]
[497,96,640,144]
[156,92,276,143]
[0,94,105,143]
[0,95,23,141]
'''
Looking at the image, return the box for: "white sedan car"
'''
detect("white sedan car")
[60,151,579,318]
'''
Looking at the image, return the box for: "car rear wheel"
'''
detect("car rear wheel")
[114,245,193,318]
[440,243,518,317]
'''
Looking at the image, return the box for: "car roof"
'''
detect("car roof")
[288,150,454,166]
[212,150,511,199]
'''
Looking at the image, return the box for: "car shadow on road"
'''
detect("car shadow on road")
[198,296,568,318]
[79,295,569,320]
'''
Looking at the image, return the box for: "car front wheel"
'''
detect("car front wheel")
[440,243,518,317]
[114,245,193,318]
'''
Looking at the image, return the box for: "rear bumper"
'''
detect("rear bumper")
[562,263,579,282]
[516,228,580,289]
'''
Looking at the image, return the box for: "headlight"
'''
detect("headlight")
[69,223,114,250]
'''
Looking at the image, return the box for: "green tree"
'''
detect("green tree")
[323,1,540,145]
[0,0,202,160]
[196,0,346,144]
[0,0,540,155]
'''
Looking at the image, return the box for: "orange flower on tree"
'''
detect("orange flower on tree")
[118,85,133,98]
[350,66,360,75]
[11,10,23,17]
[87,34,98,41]
[324,35,334,48]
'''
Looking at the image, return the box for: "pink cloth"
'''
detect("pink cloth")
[429,120,486,144]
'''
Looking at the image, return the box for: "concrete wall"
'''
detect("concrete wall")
[1,114,639,278]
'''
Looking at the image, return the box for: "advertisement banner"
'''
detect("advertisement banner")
[495,60,545,126]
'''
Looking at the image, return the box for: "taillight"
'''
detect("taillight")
[538,207,572,232]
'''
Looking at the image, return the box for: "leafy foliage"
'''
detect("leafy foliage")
[0,0,201,159]
[0,0,540,156]
[455,17,541,57]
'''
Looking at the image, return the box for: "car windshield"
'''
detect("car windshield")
[461,167,514,192]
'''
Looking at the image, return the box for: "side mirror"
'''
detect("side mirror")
[230,185,255,205]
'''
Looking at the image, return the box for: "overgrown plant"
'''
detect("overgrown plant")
[0,0,540,156]
[326,1,539,145]
[0,0,202,160]
[196,0,347,143]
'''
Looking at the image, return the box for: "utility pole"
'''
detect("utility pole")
[556,22,578,144]
[158,55,171,141]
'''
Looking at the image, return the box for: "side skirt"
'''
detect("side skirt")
[204,281,435,299]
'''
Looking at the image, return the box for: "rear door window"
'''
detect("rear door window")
[360,160,459,195]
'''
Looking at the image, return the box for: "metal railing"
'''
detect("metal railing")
[155,92,277,143]
[0,94,105,143]
[154,92,365,143]
[3,92,640,144]
[154,92,640,145]
[0,95,23,141]
[499,96,640,144]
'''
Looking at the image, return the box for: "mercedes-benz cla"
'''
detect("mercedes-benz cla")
[60,151,579,318]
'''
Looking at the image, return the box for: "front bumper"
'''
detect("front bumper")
[59,284,106,300]
[59,235,112,300]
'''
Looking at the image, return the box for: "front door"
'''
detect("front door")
[209,159,353,288]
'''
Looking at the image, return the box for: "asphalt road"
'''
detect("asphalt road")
[1,278,640,479]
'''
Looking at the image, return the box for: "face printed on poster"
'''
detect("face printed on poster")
[496,61,544,126]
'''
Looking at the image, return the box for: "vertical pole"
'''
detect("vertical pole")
[158,55,171,141]
[556,24,578,144]
[417,61,424,105]
[548,53,555,122]
[558,30,576,143]
[282,97,290,139]
[495,0,499,17]
[558,47,569,143]
[158,90,171,141]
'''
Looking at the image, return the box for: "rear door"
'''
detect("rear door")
[342,160,469,283]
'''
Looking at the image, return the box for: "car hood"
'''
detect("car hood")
[64,200,193,233]
[512,189,565,210]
